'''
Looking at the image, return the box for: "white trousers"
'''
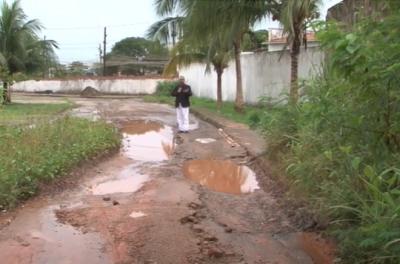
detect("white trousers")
[176,105,189,131]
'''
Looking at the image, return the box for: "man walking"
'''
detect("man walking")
[171,76,192,133]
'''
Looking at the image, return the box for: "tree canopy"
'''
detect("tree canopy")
[0,0,58,103]
[110,37,168,59]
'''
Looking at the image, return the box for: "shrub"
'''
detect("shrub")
[259,13,400,263]
[155,80,178,96]
[0,117,120,208]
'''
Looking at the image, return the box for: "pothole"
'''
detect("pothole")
[91,165,149,195]
[121,120,174,162]
[276,232,337,264]
[183,160,259,195]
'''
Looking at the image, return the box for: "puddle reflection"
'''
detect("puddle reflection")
[183,160,259,195]
[92,165,149,195]
[121,120,174,162]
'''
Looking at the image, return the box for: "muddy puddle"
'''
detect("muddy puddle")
[35,205,110,263]
[277,232,337,264]
[183,160,259,195]
[0,203,111,264]
[121,120,174,162]
[91,164,149,195]
[89,120,174,195]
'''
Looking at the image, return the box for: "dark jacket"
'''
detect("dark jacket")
[171,84,192,108]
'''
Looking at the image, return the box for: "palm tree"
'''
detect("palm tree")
[25,37,59,77]
[149,0,277,112]
[0,0,57,103]
[210,47,231,109]
[164,37,231,109]
[279,0,321,104]
[147,0,188,46]
[147,16,184,46]
[183,0,271,112]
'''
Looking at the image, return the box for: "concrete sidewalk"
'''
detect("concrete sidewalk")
[191,107,267,158]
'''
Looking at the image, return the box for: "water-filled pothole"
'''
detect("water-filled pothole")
[91,165,149,195]
[121,120,174,162]
[276,232,337,264]
[183,160,259,195]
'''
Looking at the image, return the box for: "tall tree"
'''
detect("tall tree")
[68,61,88,76]
[0,0,57,103]
[278,0,321,104]
[110,37,168,58]
[149,0,277,112]
[183,0,272,112]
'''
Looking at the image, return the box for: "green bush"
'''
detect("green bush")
[12,72,29,82]
[260,13,400,263]
[155,80,178,96]
[0,117,120,208]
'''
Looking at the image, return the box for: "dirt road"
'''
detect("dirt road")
[0,95,335,264]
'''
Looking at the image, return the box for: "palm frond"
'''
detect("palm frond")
[154,0,179,16]
[163,40,206,76]
[0,0,57,74]
[146,16,184,44]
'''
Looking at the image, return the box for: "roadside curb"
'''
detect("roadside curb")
[190,107,268,159]
[13,92,142,100]
[190,107,225,130]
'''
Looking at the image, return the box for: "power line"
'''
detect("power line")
[59,41,119,46]
[58,46,99,50]
[45,22,152,31]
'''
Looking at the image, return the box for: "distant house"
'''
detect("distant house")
[267,28,319,52]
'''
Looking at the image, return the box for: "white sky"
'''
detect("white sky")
[11,0,342,64]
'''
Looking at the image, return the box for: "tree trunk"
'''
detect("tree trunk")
[216,66,223,110]
[2,81,11,104]
[171,21,177,46]
[289,28,301,105]
[233,39,244,113]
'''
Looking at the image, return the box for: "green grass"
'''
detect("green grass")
[0,102,73,124]
[0,117,121,209]
[143,95,265,127]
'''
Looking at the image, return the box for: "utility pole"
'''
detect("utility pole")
[99,44,103,63]
[43,35,47,78]
[99,43,103,75]
[103,27,107,76]
[97,43,103,75]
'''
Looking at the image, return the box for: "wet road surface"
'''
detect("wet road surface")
[0,95,336,264]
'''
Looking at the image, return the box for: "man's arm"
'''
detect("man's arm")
[186,86,193,97]
[171,86,178,96]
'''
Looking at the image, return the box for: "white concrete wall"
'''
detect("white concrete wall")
[268,41,320,52]
[180,47,323,104]
[12,48,323,102]
[12,78,165,94]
